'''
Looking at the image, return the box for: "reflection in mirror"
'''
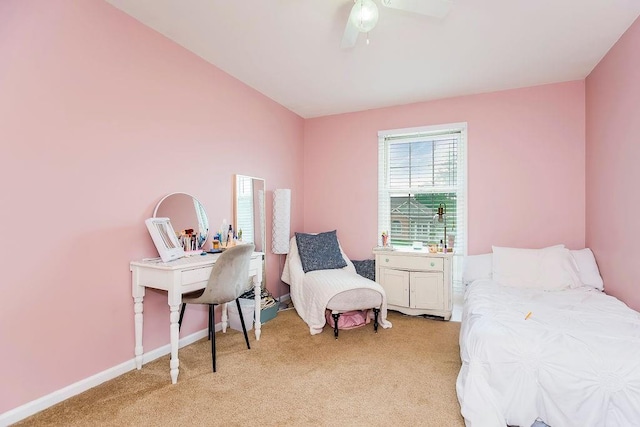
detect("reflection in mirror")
[234,175,266,253]
[155,222,176,249]
[153,192,209,251]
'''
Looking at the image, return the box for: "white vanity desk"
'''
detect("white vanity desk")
[130,251,264,384]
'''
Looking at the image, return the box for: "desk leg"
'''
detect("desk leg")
[169,303,180,384]
[133,296,144,369]
[254,275,262,341]
[132,269,145,370]
[221,302,228,333]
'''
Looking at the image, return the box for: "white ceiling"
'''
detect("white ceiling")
[104,0,640,118]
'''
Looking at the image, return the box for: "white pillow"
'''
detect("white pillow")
[464,245,565,285]
[492,245,582,290]
[463,253,493,284]
[570,248,604,290]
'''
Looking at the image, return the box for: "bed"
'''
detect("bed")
[456,246,640,427]
[281,231,392,336]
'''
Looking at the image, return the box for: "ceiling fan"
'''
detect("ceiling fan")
[341,0,453,49]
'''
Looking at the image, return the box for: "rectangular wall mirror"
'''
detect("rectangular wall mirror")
[234,174,266,285]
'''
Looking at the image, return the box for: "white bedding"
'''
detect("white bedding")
[457,279,640,427]
[282,237,392,335]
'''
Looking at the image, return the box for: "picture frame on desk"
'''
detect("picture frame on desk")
[145,217,185,262]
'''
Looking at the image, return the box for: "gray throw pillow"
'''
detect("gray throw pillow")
[295,230,347,273]
[352,259,375,281]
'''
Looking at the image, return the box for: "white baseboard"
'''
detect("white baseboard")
[0,327,212,427]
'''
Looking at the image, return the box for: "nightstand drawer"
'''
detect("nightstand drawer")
[379,255,444,272]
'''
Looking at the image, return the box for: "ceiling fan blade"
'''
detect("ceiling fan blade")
[341,19,360,49]
[381,0,453,19]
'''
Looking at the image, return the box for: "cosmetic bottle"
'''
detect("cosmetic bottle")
[227,225,233,246]
[221,219,228,241]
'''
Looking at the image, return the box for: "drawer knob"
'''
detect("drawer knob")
[430,262,435,267]
[385,258,389,263]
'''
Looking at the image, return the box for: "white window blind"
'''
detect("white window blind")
[378,123,467,289]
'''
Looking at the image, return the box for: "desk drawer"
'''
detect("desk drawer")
[181,266,212,286]
[378,255,444,272]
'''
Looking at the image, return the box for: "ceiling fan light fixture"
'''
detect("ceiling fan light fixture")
[349,0,379,33]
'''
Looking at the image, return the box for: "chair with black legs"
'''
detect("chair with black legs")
[178,243,255,372]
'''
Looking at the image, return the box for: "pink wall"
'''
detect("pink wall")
[5,0,632,418]
[0,0,303,414]
[585,17,640,311]
[304,82,586,259]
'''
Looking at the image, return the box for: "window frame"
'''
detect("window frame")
[378,123,468,287]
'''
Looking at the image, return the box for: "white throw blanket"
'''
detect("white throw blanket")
[281,237,392,335]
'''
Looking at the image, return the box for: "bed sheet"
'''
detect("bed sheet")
[457,279,640,427]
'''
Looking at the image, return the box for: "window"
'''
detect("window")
[391,220,402,235]
[378,123,467,288]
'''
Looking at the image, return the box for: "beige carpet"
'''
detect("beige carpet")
[17,310,464,426]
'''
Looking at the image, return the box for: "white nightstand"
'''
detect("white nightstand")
[373,248,453,320]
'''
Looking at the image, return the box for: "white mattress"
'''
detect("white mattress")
[457,279,640,427]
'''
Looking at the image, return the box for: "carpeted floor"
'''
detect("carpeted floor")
[17,310,464,426]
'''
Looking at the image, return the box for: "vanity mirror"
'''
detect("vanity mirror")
[145,217,184,262]
[233,175,266,251]
[234,175,266,286]
[153,192,209,251]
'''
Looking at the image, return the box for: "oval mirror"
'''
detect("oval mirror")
[153,192,209,251]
